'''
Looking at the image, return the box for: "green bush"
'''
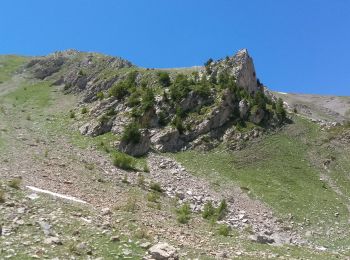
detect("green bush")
[121,122,141,144]
[109,81,129,99]
[113,152,136,170]
[69,111,75,119]
[276,98,286,120]
[96,91,104,100]
[169,74,191,102]
[150,182,163,193]
[147,192,160,203]
[217,224,230,236]
[158,71,171,87]
[202,201,216,219]
[176,203,191,224]
[81,107,88,114]
[127,91,141,107]
[217,199,228,220]
[172,115,185,134]
[141,87,155,111]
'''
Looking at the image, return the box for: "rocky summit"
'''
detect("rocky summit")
[0,50,350,259]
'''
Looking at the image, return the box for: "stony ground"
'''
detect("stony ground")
[1,62,350,259]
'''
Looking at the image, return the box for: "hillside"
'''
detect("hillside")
[1,51,350,259]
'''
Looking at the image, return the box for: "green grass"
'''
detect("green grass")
[0,55,28,83]
[4,81,52,109]
[173,117,350,245]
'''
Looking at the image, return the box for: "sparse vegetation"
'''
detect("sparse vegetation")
[176,203,191,224]
[150,182,162,193]
[0,189,5,203]
[217,224,230,236]
[81,107,88,114]
[113,152,136,170]
[121,122,141,144]
[8,178,21,189]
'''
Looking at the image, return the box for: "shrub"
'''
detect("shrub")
[143,164,150,173]
[217,199,228,220]
[141,87,155,111]
[99,114,110,124]
[218,224,230,236]
[8,178,21,189]
[124,196,138,212]
[172,115,184,134]
[0,190,5,203]
[121,122,141,144]
[202,201,216,219]
[276,98,286,120]
[176,203,191,224]
[113,152,136,170]
[158,111,168,126]
[106,107,116,116]
[169,74,191,102]
[96,91,104,100]
[81,107,88,114]
[150,182,162,193]
[147,192,160,203]
[193,80,211,98]
[204,58,213,67]
[158,71,171,87]
[69,111,75,119]
[127,91,141,107]
[109,82,129,99]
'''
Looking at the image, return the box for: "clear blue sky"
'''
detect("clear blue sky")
[1,0,349,95]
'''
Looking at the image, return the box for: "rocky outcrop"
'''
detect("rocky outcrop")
[239,99,250,119]
[118,130,151,157]
[150,128,184,152]
[203,49,259,94]
[250,107,265,125]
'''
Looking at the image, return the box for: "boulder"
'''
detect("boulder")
[118,130,151,157]
[79,118,113,137]
[250,107,265,124]
[146,242,178,260]
[151,128,184,152]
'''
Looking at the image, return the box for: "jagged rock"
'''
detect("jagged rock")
[250,234,275,244]
[203,49,259,94]
[118,130,151,157]
[179,91,212,112]
[239,99,250,119]
[145,242,178,260]
[151,128,184,152]
[250,107,265,124]
[79,119,113,137]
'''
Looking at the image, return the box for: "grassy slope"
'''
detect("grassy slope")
[173,116,350,250]
[1,56,349,258]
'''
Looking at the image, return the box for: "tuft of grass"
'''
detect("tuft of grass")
[202,201,216,220]
[150,182,162,193]
[123,196,138,212]
[0,189,5,203]
[217,224,230,236]
[85,163,94,170]
[8,178,22,189]
[26,114,31,121]
[113,152,136,170]
[176,203,191,224]
[69,111,75,119]
[81,107,88,114]
[147,192,160,203]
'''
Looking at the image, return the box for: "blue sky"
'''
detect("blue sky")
[1,0,349,95]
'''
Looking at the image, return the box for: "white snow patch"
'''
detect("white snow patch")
[277,92,288,95]
[26,186,87,204]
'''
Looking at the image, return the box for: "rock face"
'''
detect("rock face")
[144,242,178,260]
[239,99,250,119]
[203,48,259,94]
[118,130,151,157]
[150,128,184,152]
